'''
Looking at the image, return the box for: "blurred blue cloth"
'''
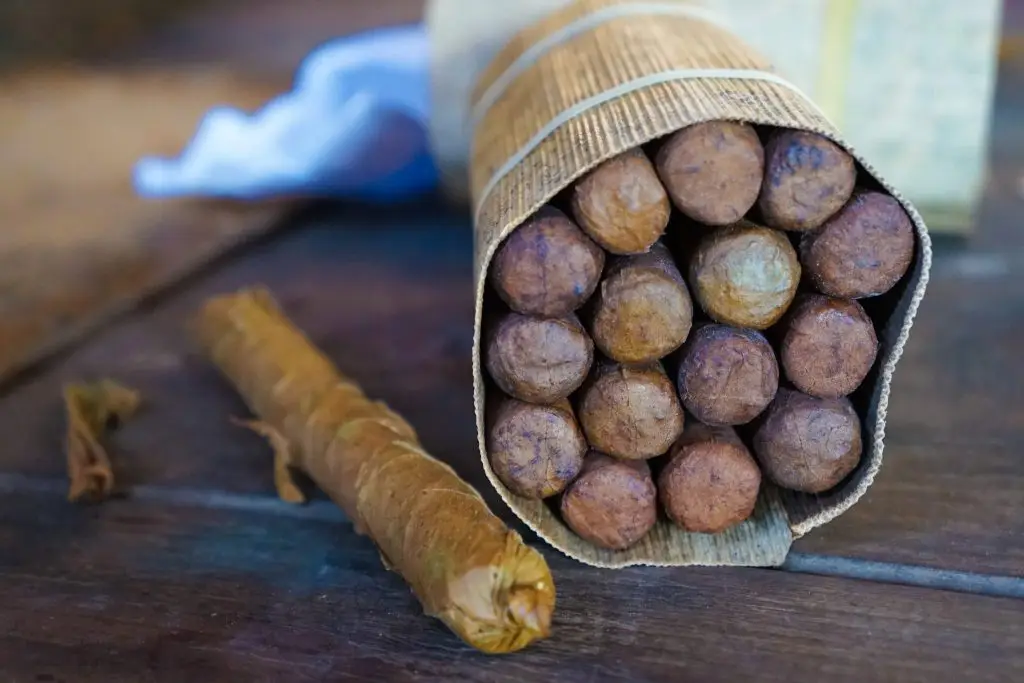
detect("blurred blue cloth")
[133,24,438,202]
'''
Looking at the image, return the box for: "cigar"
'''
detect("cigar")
[752,388,862,494]
[658,422,761,533]
[570,148,671,254]
[689,220,801,329]
[655,121,765,226]
[560,452,657,550]
[194,288,554,653]
[487,395,587,499]
[675,323,779,426]
[587,242,693,364]
[779,294,878,398]
[490,205,606,317]
[800,190,915,299]
[758,129,857,232]
[485,311,594,404]
[577,360,685,460]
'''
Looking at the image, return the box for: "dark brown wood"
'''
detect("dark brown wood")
[1,491,1022,683]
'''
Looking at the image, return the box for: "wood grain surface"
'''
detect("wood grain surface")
[1,490,1022,683]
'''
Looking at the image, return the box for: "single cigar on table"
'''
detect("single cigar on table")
[490,205,605,317]
[485,311,593,404]
[779,294,878,398]
[655,121,765,226]
[570,148,671,254]
[560,452,657,551]
[689,221,801,329]
[194,288,554,654]
[577,360,685,460]
[676,324,779,426]
[752,388,863,494]
[486,395,587,499]
[587,241,693,364]
[801,190,915,299]
[658,422,761,533]
[758,129,857,232]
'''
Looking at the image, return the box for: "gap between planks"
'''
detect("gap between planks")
[1,471,1022,601]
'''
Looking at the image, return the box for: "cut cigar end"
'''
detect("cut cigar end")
[571,148,671,254]
[577,360,685,460]
[590,243,693,364]
[560,452,657,550]
[655,121,765,226]
[659,424,761,533]
[677,324,779,426]
[490,206,605,317]
[800,190,915,299]
[759,129,857,232]
[444,535,556,654]
[780,294,879,398]
[487,396,586,498]
[689,221,801,330]
[485,312,593,404]
[753,388,863,494]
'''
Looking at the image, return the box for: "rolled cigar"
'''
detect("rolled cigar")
[658,422,761,533]
[800,190,915,299]
[758,129,857,232]
[577,360,685,460]
[570,149,671,254]
[689,221,801,329]
[490,206,606,317]
[779,294,878,398]
[195,289,554,653]
[655,121,765,226]
[485,312,593,404]
[560,452,657,550]
[588,242,693,364]
[752,388,862,494]
[487,395,587,499]
[676,324,778,426]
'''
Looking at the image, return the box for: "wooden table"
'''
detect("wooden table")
[2,44,1024,683]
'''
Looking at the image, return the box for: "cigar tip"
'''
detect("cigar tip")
[508,582,554,638]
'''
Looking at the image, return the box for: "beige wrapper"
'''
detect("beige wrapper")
[462,0,931,568]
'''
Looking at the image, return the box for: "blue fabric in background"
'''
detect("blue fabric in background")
[133,24,439,202]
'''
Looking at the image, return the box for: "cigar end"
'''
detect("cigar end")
[442,537,555,654]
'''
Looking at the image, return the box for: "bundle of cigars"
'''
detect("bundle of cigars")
[466,0,931,567]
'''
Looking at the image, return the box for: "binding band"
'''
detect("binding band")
[473,67,827,224]
[469,2,732,129]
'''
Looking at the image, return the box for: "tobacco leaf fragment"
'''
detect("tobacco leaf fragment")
[63,379,140,503]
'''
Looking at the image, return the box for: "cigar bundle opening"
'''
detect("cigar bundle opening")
[470,0,931,568]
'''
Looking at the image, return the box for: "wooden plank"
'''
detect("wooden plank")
[0,68,292,384]
[0,193,1023,577]
[0,491,1021,683]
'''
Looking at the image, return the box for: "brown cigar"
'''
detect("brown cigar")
[758,129,857,232]
[779,294,878,398]
[485,312,594,404]
[689,220,801,329]
[487,395,587,499]
[560,452,657,550]
[577,360,685,460]
[800,190,915,299]
[752,388,862,494]
[587,242,693,364]
[676,324,779,426]
[655,121,765,226]
[658,423,761,533]
[571,149,671,254]
[490,205,606,317]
